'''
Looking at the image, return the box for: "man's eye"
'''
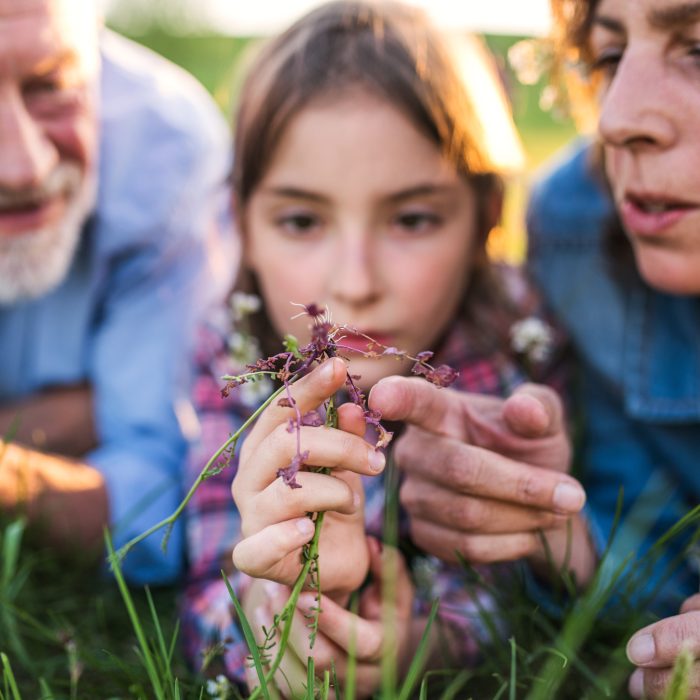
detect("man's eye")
[23,76,71,101]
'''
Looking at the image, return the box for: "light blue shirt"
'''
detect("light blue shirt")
[0,31,234,584]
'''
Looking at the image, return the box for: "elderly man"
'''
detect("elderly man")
[0,0,233,584]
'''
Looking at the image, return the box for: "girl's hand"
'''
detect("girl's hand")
[245,538,415,699]
[232,357,386,597]
[627,593,700,699]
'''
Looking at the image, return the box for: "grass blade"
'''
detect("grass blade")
[222,572,271,700]
[105,532,165,700]
[397,599,439,700]
[0,654,22,700]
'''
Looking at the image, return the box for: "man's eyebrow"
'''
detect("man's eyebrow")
[648,1,700,29]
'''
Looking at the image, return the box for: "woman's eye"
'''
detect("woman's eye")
[588,48,623,79]
[394,211,441,232]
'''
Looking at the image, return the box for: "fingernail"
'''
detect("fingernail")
[368,448,385,472]
[627,633,655,664]
[552,482,585,512]
[353,490,361,509]
[628,668,644,698]
[296,517,315,537]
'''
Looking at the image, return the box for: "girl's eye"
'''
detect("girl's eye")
[394,211,441,233]
[276,213,321,236]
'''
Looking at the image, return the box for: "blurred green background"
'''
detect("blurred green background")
[107,22,578,261]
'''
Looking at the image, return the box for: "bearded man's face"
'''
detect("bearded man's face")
[0,0,98,303]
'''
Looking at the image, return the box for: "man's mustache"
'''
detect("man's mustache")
[0,163,83,210]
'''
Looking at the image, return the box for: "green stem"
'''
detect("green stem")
[114,382,288,565]
[249,395,338,699]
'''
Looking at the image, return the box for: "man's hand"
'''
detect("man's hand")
[627,594,700,698]
[368,377,595,583]
[0,383,97,457]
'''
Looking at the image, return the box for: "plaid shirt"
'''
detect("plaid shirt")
[181,266,568,685]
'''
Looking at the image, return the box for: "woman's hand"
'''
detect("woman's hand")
[627,593,700,698]
[244,537,415,699]
[369,378,596,584]
[232,357,386,598]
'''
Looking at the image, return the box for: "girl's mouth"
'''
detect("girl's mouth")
[335,331,394,355]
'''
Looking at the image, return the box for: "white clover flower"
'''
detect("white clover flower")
[239,376,274,407]
[510,316,554,364]
[206,674,232,699]
[507,39,550,86]
[230,291,262,322]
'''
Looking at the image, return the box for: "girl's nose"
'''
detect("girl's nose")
[328,232,380,308]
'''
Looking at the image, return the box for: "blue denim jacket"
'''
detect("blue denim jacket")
[527,139,700,616]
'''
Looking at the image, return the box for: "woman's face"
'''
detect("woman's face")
[591,0,700,294]
[244,90,483,391]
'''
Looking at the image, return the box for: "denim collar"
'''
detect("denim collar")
[624,282,700,421]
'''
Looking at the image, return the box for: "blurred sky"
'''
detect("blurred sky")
[105,0,553,36]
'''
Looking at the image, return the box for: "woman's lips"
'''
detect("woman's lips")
[619,197,696,237]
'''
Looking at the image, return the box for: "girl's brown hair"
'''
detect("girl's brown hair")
[232,0,520,357]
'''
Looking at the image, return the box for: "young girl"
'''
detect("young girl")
[181,1,572,694]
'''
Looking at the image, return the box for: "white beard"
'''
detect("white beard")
[0,163,96,305]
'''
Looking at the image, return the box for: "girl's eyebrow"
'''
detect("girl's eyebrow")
[385,183,457,203]
[263,186,329,204]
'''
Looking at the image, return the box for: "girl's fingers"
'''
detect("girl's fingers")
[297,591,384,663]
[233,519,316,579]
[243,357,348,455]
[337,401,368,436]
[241,470,361,532]
[237,424,385,494]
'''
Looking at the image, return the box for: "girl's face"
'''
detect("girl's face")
[592,0,700,294]
[244,90,482,391]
